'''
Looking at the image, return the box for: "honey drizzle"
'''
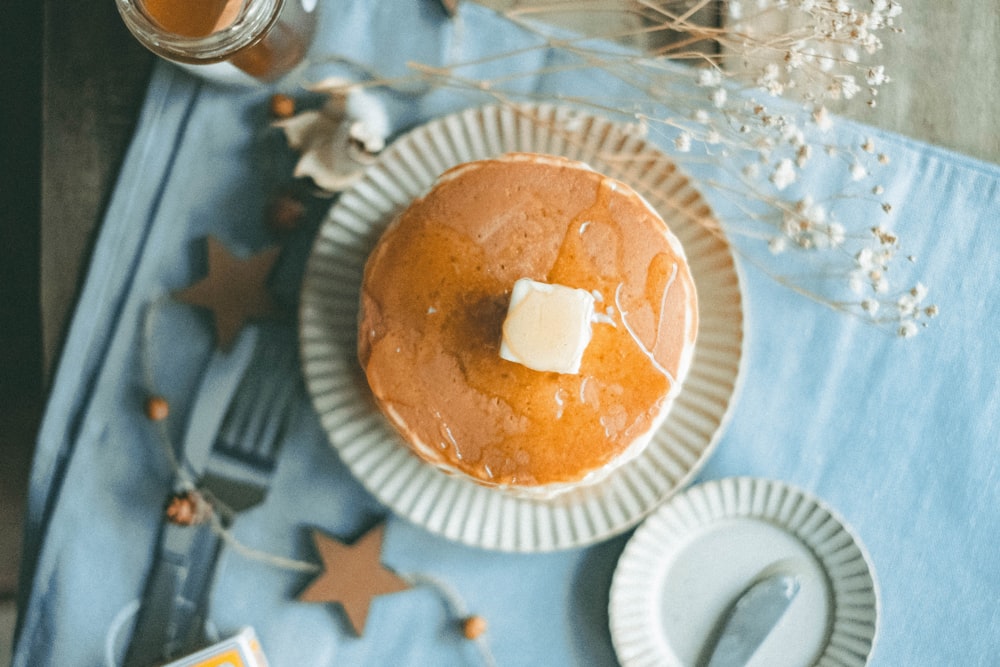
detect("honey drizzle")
[362,164,687,485]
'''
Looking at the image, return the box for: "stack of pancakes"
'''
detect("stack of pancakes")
[358,153,698,497]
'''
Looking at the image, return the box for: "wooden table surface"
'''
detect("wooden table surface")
[39,0,155,379]
[0,0,153,605]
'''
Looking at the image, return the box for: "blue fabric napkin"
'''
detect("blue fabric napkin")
[15,1,1000,665]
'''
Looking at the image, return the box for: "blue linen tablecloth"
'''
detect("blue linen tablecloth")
[15,1,1000,665]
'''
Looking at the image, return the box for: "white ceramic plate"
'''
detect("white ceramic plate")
[609,477,880,666]
[299,103,745,552]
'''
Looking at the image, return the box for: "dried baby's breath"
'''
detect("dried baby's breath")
[295,0,932,336]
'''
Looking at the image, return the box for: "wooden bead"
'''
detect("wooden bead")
[165,493,196,525]
[269,93,296,119]
[145,395,170,421]
[165,490,211,526]
[461,615,487,640]
[267,194,306,234]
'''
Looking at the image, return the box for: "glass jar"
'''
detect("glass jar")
[115,0,318,82]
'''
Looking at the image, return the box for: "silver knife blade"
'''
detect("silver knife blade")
[701,572,801,667]
[126,329,259,667]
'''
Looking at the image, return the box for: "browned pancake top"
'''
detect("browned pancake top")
[358,154,697,488]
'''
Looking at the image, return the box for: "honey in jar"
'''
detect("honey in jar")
[116,0,317,82]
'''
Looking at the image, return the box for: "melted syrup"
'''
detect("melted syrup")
[361,162,688,485]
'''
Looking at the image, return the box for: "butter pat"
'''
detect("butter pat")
[500,278,595,374]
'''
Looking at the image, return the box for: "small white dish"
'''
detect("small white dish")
[609,477,879,666]
[299,103,746,551]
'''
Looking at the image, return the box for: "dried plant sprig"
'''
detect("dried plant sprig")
[294,0,932,336]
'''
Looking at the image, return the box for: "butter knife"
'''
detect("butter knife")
[125,331,258,667]
[699,572,801,667]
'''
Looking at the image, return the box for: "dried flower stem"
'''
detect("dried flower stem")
[298,1,931,335]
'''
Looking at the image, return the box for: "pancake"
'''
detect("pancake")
[358,153,698,497]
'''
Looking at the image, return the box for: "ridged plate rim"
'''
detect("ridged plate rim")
[608,477,880,666]
[299,103,746,552]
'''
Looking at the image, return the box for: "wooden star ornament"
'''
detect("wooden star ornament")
[174,236,281,349]
[299,523,411,635]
